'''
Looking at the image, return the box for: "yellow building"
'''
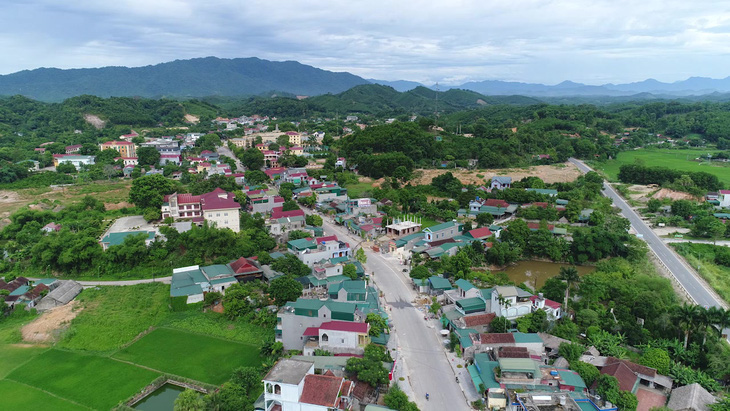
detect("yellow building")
[99,141,137,158]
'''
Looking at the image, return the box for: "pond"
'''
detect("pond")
[134,383,185,411]
[500,261,595,290]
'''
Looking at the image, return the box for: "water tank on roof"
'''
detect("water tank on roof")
[550,370,558,376]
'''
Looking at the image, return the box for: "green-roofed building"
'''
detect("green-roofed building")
[471,353,501,394]
[456,297,486,314]
[201,264,234,279]
[499,357,541,378]
[443,309,465,329]
[556,199,569,205]
[428,275,452,293]
[557,369,587,390]
[423,221,463,243]
[578,209,594,222]
[455,279,475,292]
[287,237,317,252]
[454,328,476,349]
[526,188,558,197]
[328,280,368,302]
[99,230,156,250]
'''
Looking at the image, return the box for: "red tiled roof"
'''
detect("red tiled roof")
[303,327,319,337]
[101,140,133,146]
[600,362,638,392]
[316,235,338,244]
[24,283,48,300]
[299,374,343,407]
[271,208,304,220]
[479,333,515,344]
[360,224,375,231]
[319,321,368,334]
[164,193,201,204]
[468,227,493,239]
[200,188,239,211]
[527,222,555,231]
[463,313,496,327]
[529,295,562,310]
[201,150,213,154]
[483,198,509,208]
[605,357,656,378]
[371,217,383,225]
[160,154,180,158]
[229,257,260,274]
[66,144,82,150]
[720,190,730,195]
[498,346,530,358]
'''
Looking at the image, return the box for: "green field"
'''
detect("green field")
[593,148,730,186]
[162,311,272,346]
[113,328,262,385]
[7,349,160,410]
[57,283,171,352]
[344,181,376,198]
[0,345,48,379]
[0,379,88,410]
[672,243,730,303]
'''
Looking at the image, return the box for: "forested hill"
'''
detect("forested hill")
[212,84,541,118]
[0,57,370,102]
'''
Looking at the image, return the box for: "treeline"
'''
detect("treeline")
[617,164,723,191]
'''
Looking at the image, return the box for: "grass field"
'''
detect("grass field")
[593,148,730,186]
[672,243,730,303]
[344,181,377,198]
[0,345,48,379]
[0,379,88,410]
[0,310,37,344]
[57,283,171,352]
[7,349,160,410]
[113,328,261,385]
[162,311,272,346]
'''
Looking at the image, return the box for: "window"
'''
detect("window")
[224,212,228,216]
[322,333,329,342]
[216,213,220,217]
[274,384,281,395]
[341,338,345,343]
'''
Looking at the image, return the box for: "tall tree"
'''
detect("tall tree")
[558,266,580,313]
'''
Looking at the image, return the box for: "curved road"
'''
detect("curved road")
[570,158,726,312]
[316,213,470,411]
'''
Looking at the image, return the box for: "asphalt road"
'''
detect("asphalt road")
[317,216,470,411]
[28,277,172,287]
[569,158,726,310]
[217,145,244,172]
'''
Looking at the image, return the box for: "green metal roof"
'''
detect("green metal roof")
[479,205,508,216]
[513,332,543,344]
[713,213,730,218]
[456,297,486,313]
[473,354,501,389]
[552,227,568,235]
[413,278,428,287]
[209,277,237,285]
[101,231,155,247]
[424,221,460,233]
[203,264,234,278]
[428,275,452,290]
[287,238,316,250]
[33,278,57,285]
[480,288,493,300]
[326,300,357,314]
[269,251,287,259]
[170,283,203,297]
[329,256,350,264]
[467,364,485,391]
[9,285,29,296]
[526,188,558,196]
[343,280,366,292]
[557,369,586,389]
[498,358,541,375]
[455,279,475,291]
[455,328,476,349]
[371,332,390,346]
[443,309,464,322]
[293,298,326,311]
[556,199,570,205]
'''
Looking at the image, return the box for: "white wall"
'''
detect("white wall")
[319,329,360,349]
[205,208,241,232]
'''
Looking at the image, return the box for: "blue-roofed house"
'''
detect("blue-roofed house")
[99,230,156,251]
[490,176,512,190]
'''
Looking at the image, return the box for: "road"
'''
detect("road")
[316,214,470,411]
[569,158,726,310]
[217,145,244,172]
[29,277,172,287]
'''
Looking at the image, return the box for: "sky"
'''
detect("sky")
[2,0,730,85]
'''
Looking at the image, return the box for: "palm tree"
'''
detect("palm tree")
[675,303,699,349]
[558,266,580,313]
[497,293,512,316]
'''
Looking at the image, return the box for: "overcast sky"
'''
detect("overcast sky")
[2,0,730,85]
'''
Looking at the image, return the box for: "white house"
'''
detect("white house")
[490,176,512,190]
[263,358,355,411]
[491,285,533,319]
[302,321,370,356]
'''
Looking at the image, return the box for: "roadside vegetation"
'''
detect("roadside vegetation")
[672,243,730,303]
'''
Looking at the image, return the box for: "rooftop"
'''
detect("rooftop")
[264,358,314,385]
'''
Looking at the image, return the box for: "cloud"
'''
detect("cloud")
[0,0,729,84]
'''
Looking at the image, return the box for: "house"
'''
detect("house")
[285,131,302,146]
[53,154,95,169]
[35,280,82,311]
[526,188,559,197]
[423,221,463,243]
[99,231,156,251]
[170,257,263,303]
[287,235,351,267]
[276,298,367,350]
[42,222,62,233]
[491,285,534,319]
[200,150,219,161]
[491,176,512,190]
[162,188,241,232]
[335,157,346,168]
[99,140,137,157]
[159,154,181,165]
[268,215,307,241]
[302,320,370,356]
[122,157,139,166]
[16,159,39,172]
[262,358,355,411]
[530,294,562,319]
[667,383,716,411]
[466,227,493,241]
[717,190,730,208]
[385,219,422,238]
[65,144,82,154]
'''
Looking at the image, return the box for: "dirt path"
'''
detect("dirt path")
[411,162,582,186]
[21,301,82,343]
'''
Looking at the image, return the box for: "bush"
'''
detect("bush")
[204,292,223,307]
[170,296,189,312]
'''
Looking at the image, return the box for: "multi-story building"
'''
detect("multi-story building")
[276,298,366,350]
[286,235,351,267]
[99,140,137,158]
[263,358,355,411]
[52,154,96,169]
[161,188,241,232]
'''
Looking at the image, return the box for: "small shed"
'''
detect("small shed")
[36,280,82,311]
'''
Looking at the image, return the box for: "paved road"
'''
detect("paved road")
[217,145,244,172]
[569,158,726,310]
[28,277,171,287]
[317,215,470,411]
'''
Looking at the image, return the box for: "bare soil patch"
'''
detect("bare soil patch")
[105,201,134,210]
[652,188,697,201]
[83,114,106,129]
[21,301,82,343]
[184,114,200,124]
[411,162,582,186]
[626,184,657,203]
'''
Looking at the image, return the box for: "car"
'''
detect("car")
[402,269,408,273]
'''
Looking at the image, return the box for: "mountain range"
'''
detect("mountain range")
[2,56,730,102]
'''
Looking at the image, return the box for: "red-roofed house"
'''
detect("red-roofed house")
[467,227,493,240]
[270,208,305,220]
[599,362,638,392]
[42,222,62,233]
[162,188,240,232]
[530,294,562,319]
[65,144,82,154]
[302,320,370,356]
[34,147,46,153]
[316,235,338,244]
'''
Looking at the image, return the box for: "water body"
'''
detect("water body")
[134,383,185,411]
[500,261,595,290]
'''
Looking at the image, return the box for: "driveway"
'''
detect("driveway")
[217,145,244,172]
[316,213,472,411]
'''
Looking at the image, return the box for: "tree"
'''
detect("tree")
[384,384,419,411]
[279,187,293,201]
[429,296,442,316]
[174,389,205,411]
[571,361,599,386]
[558,342,584,363]
[282,200,299,212]
[56,162,77,174]
[615,391,638,411]
[476,212,494,227]
[129,174,175,209]
[287,230,311,241]
[269,275,303,305]
[143,208,161,222]
[595,374,620,406]
[558,266,580,312]
[639,348,670,375]
[245,170,268,185]
[409,265,430,280]
[671,200,693,219]
[491,316,511,333]
[366,312,387,336]
[346,344,390,387]
[343,264,358,280]
[540,277,568,302]
[271,253,311,277]
[305,214,323,227]
[240,147,264,170]
[646,198,662,213]
[355,248,367,264]
[222,283,253,319]
[137,146,161,166]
